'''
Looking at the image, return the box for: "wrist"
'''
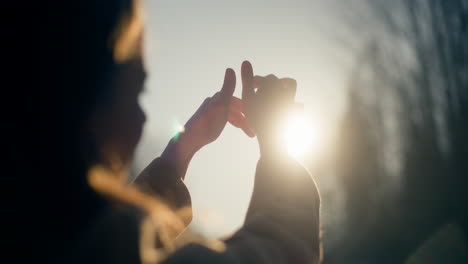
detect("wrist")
[161,132,199,178]
[257,134,288,160]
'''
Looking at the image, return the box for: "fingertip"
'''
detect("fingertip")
[223,68,236,88]
[225,68,235,80]
[242,128,256,138]
[221,68,236,97]
[241,60,253,75]
[243,124,256,138]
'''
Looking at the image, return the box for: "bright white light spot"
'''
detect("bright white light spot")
[172,121,186,140]
[173,121,185,134]
[178,125,185,133]
[283,114,321,158]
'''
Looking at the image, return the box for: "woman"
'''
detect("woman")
[48,0,321,263]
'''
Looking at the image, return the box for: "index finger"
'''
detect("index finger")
[241,60,254,101]
[220,68,236,102]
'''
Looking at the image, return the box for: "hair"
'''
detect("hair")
[64,0,141,172]
[37,0,142,255]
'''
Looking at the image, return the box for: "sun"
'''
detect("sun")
[282,114,321,158]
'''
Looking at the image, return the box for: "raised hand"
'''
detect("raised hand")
[241,60,299,157]
[161,68,254,176]
[181,68,254,151]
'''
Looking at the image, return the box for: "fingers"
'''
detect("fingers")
[230,96,256,137]
[254,75,297,101]
[213,95,242,112]
[228,109,255,137]
[230,96,243,112]
[241,60,254,102]
[281,78,297,91]
[266,74,279,81]
[220,68,236,102]
[253,76,264,89]
[203,96,211,103]
[200,96,211,107]
[254,74,280,90]
[281,77,297,101]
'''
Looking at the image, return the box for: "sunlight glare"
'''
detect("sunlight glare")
[283,114,321,158]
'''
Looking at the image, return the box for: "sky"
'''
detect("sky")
[133,0,366,238]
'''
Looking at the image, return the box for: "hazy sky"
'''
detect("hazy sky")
[133,0,366,238]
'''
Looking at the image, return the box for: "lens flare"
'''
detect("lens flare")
[172,121,185,140]
[282,114,320,158]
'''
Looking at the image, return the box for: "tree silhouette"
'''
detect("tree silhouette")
[321,0,468,263]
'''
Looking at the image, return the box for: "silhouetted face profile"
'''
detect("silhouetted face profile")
[89,38,147,172]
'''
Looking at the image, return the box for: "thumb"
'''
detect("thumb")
[220,68,236,101]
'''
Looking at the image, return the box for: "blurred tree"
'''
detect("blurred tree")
[321,0,468,263]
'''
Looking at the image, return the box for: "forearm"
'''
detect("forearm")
[133,157,191,210]
[247,154,320,223]
[134,131,197,193]
[243,153,321,262]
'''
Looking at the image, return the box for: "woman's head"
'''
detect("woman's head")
[63,0,146,176]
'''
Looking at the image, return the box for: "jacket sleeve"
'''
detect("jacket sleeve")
[133,157,192,225]
[163,155,321,264]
